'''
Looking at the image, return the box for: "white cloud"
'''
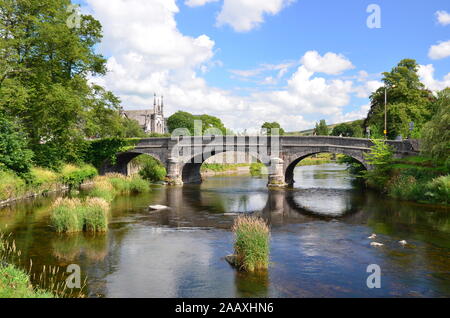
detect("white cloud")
[216,0,295,32]
[418,64,450,91]
[331,104,370,124]
[185,0,219,7]
[428,40,450,60]
[436,10,450,26]
[83,0,376,132]
[301,51,355,75]
[353,80,383,98]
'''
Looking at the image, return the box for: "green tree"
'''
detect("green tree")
[364,59,434,139]
[0,113,34,175]
[363,139,394,190]
[167,111,195,134]
[421,88,450,164]
[331,123,353,137]
[0,0,121,167]
[198,114,227,134]
[261,122,285,136]
[314,120,329,136]
[167,111,227,135]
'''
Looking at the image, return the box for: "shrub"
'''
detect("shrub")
[137,156,167,182]
[232,216,270,272]
[425,175,450,205]
[129,176,150,193]
[387,175,424,201]
[59,164,98,189]
[0,170,27,201]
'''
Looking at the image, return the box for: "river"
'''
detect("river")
[0,163,449,297]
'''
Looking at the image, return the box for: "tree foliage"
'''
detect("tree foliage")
[261,122,285,136]
[167,111,227,135]
[314,120,329,136]
[421,88,450,163]
[0,113,33,175]
[364,139,395,190]
[0,0,125,167]
[331,120,364,137]
[364,59,435,139]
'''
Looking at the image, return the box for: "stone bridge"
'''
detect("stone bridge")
[101,136,420,188]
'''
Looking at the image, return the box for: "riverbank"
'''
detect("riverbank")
[201,164,251,177]
[0,165,98,208]
[0,234,55,298]
[362,154,449,206]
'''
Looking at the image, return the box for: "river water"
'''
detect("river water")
[1,164,449,298]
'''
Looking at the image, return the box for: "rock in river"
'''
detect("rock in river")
[149,205,170,211]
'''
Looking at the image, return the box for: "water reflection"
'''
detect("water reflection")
[0,164,449,297]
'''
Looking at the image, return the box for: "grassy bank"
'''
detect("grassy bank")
[201,163,250,173]
[0,234,54,298]
[0,265,54,298]
[231,216,270,272]
[0,164,98,204]
[385,157,449,205]
[296,153,337,166]
[359,143,449,206]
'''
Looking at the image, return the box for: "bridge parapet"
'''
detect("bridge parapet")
[110,136,420,187]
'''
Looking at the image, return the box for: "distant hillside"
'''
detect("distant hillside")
[285,120,364,136]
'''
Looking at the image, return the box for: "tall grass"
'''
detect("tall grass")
[89,176,116,202]
[0,170,26,201]
[1,233,86,298]
[29,167,60,193]
[232,216,270,272]
[0,265,54,298]
[0,165,98,203]
[88,174,150,202]
[50,198,110,233]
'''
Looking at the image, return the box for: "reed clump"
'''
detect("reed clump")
[50,197,110,233]
[231,216,270,272]
[88,174,150,202]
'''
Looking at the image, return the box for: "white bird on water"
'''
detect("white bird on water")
[370,242,384,247]
[368,234,377,240]
[399,240,408,246]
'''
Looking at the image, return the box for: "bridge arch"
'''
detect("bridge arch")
[100,151,166,176]
[180,150,269,184]
[284,148,369,186]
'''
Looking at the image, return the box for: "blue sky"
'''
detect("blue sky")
[78,0,450,132]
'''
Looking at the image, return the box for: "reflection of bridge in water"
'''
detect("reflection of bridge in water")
[157,186,373,228]
[103,136,420,188]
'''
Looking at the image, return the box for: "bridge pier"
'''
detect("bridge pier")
[267,158,288,188]
[166,158,183,186]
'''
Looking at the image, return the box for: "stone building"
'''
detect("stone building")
[122,94,166,134]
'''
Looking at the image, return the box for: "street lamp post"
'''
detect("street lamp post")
[384,87,388,140]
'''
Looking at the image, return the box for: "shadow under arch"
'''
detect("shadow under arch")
[284,150,368,186]
[100,151,165,176]
[181,150,269,184]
